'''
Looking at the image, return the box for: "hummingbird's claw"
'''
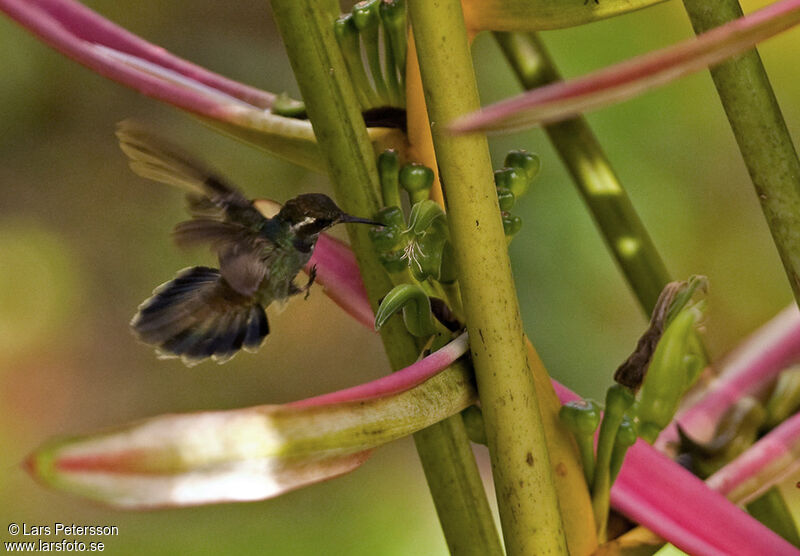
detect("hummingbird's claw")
[303,265,317,299]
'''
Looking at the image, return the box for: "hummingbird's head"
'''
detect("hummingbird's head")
[279,193,381,238]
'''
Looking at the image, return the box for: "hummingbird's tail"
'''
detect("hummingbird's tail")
[131,267,269,366]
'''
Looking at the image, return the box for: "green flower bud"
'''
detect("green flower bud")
[615,416,638,448]
[271,93,306,119]
[494,167,530,200]
[370,206,408,267]
[610,417,638,483]
[369,206,406,252]
[560,399,601,487]
[496,187,515,211]
[333,14,357,42]
[334,15,378,109]
[592,384,635,534]
[369,225,404,253]
[636,305,704,443]
[379,0,407,90]
[501,212,522,238]
[379,0,406,29]
[400,163,434,204]
[504,150,541,183]
[378,250,408,274]
[559,400,602,436]
[376,205,406,230]
[352,0,389,105]
[664,275,708,327]
[606,383,635,416]
[378,150,401,208]
[352,0,379,30]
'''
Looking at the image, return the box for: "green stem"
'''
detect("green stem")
[494,31,670,315]
[681,0,800,307]
[576,437,596,487]
[591,385,633,542]
[408,2,567,555]
[268,2,501,554]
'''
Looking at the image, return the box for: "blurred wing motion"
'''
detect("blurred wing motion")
[131,267,269,366]
[117,122,275,363]
[116,120,252,212]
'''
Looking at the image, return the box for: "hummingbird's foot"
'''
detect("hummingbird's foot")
[303,265,318,299]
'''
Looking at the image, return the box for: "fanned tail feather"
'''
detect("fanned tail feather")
[131,267,269,366]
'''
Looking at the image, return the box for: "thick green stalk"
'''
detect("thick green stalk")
[268,2,502,554]
[682,0,800,306]
[408,2,568,554]
[494,32,670,315]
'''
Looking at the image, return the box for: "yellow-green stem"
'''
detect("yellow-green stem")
[268,2,501,553]
[408,1,568,554]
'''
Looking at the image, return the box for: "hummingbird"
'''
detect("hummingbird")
[116,122,380,365]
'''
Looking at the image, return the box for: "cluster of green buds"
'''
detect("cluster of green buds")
[678,365,800,479]
[369,148,538,345]
[559,276,708,540]
[370,151,454,285]
[271,0,407,120]
[334,0,407,111]
[560,386,635,540]
[369,151,456,347]
[495,150,539,243]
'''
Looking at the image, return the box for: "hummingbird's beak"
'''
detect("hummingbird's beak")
[341,214,385,226]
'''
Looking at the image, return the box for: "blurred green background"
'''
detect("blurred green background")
[1,0,798,553]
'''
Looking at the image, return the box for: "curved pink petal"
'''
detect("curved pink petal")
[451,0,800,133]
[27,340,474,508]
[707,410,800,504]
[290,332,469,407]
[658,305,800,449]
[552,382,798,555]
[309,235,375,330]
[2,0,274,107]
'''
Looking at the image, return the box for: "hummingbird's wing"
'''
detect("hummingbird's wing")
[116,121,253,209]
[170,220,277,297]
[116,121,277,297]
[217,242,272,297]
